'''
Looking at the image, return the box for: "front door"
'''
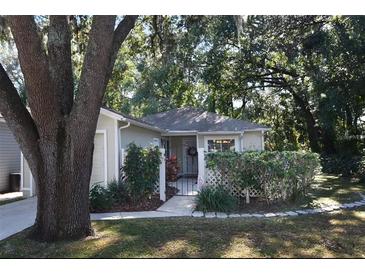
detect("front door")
[182,137,198,175]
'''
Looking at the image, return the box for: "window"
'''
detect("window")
[207,139,236,152]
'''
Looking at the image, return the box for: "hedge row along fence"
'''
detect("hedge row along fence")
[205,151,321,204]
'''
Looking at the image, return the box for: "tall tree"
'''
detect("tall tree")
[0,15,138,241]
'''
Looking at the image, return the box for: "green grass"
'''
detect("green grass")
[1,207,365,258]
[236,174,365,213]
[0,197,24,206]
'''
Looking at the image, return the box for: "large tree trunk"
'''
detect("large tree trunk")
[0,15,138,241]
[31,126,95,241]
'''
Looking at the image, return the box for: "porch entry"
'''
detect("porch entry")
[167,136,198,196]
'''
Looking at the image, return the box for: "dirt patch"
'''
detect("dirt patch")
[90,186,178,213]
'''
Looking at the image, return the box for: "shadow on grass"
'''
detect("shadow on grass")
[3,207,362,258]
[88,208,365,258]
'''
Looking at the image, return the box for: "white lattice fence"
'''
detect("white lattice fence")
[205,168,264,199]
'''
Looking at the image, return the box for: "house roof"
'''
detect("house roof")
[100,107,166,133]
[141,107,269,133]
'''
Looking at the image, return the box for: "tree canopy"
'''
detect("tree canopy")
[100,15,365,154]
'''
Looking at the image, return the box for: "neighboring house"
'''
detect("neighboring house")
[0,114,21,192]
[21,107,269,197]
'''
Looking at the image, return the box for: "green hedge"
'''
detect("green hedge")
[122,143,161,202]
[206,151,321,203]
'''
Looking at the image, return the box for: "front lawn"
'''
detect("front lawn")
[236,174,365,213]
[1,206,365,258]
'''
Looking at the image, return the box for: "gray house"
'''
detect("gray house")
[21,107,269,197]
[0,114,21,192]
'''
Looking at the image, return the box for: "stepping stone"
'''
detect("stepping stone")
[241,213,253,218]
[296,210,310,215]
[205,212,216,218]
[346,203,357,208]
[312,208,324,213]
[275,212,288,217]
[216,212,228,218]
[251,213,264,218]
[228,213,241,218]
[321,207,333,212]
[264,213,277,218]
[330,205,341,210]
[303,209,316,214]
[285,211,298,216]
[192,211,204,217]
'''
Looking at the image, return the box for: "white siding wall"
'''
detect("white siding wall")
[120,123,161,149]
[0,121,21,192]
[242,131,264,151]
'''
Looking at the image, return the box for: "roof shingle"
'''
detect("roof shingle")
[141,107,268,132]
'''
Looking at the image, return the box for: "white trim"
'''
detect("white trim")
[204,135,240,152]
[162,130,198,136]
[100,108,125,121]
[20,152,24,191]
[95,129,108,186]
[240,132,244,152]
[198,129,269,135]
[29,170,33,197]
[114,120,119,181]
[159,148,166,202]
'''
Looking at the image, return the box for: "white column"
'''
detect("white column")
[120,149,125,167]
[240,131,244,152]
[197,148,205,191]
[159,148,166,201]
[114,120,119,181]
[20,152,24,192]
[261,130,265,151]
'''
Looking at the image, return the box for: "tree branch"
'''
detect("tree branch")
[0,63,41,170]
[7,16,59,137]
[106,15,138,81]
[48,16,74,115]
[71,16,116,134]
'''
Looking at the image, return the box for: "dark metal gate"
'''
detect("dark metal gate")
[168,150,198,196]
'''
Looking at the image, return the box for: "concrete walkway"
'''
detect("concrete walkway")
[157,196,196,214]
[0,197,36,241]
[91,196,196,220]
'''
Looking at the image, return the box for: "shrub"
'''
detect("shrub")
[196,185,237,213]
[206,151,321,203]
[89,184,114,211]
[107,179,129,205]
[320,154,364,177]
[122,143,161,202]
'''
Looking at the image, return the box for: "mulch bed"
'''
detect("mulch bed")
[91,185,179,213]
